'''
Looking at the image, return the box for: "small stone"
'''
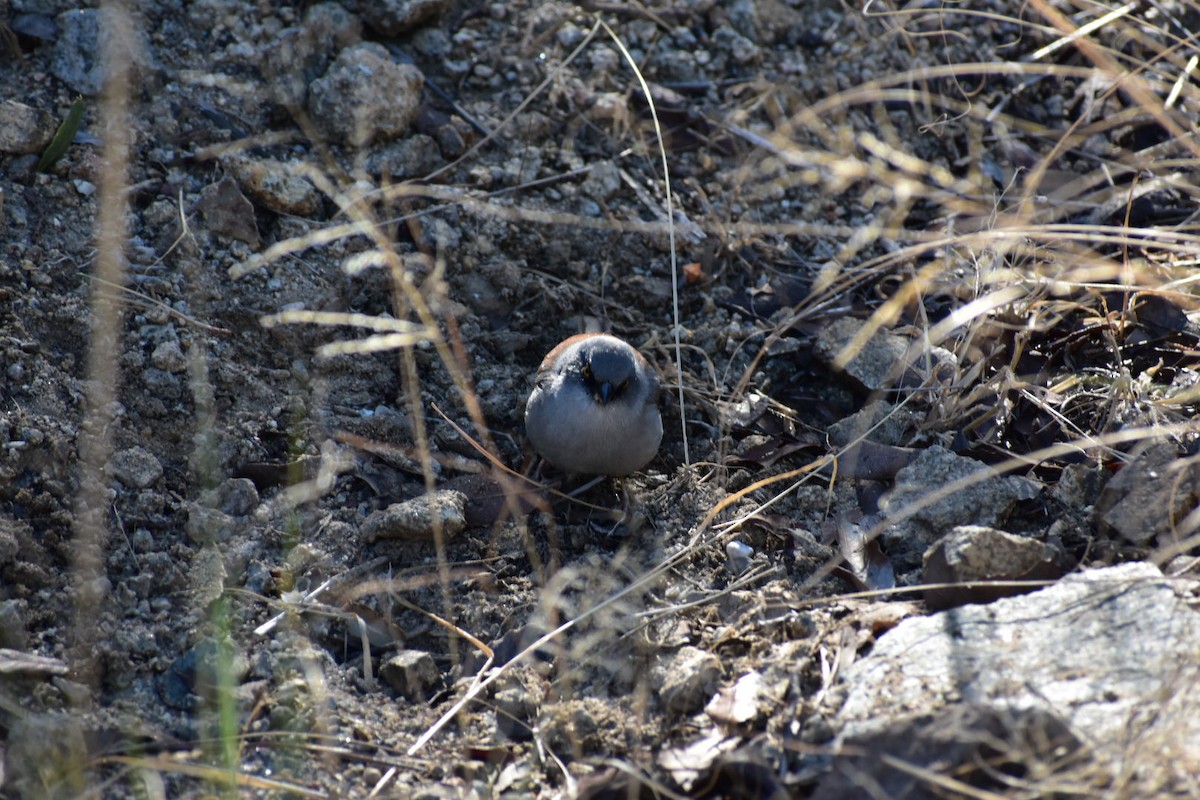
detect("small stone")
[0,101,55,155]
[705,670,765,727]
[150,340,187,373]
[922,526,1065,611]
[494,684,536,741]
[725,541,753,574]
[196,176,261,246]
[109,446,163,489]
[4,715,87,797]
[580,160,622,202]
[308,44,424,146]
[365,134,443,179]
[187,505,236,545]
[556,21,584,48]
[877,446,1040,569]
[813,318,907,392]
[814,318,957,392]
[227,157,322,218]
[217,478,260,517]
[1052,462,1106,510]
[304,2,363,50]
[538,699,606,757]
[1094,441,1200,546]
[52,8,158,97]
[261,5,362,107]
[0,600,29,650]
[0,523,18,568]
[159,636,249,711]
[358,0,453,37]
[362,490,467,542]
[827,401,919,448]
[655,646,722,713]
[51,677,93,707]
[380,649,440,700]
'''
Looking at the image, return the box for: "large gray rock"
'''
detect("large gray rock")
[834,563,1200,766]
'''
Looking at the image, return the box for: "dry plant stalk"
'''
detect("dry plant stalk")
[70,1,135,686]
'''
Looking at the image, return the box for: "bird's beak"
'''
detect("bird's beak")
[597,382,613,405]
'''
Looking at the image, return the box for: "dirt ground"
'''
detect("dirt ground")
[3,0,1199,797]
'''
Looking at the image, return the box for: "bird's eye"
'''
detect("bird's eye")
[582,365,592,380]
[619,379,629,392]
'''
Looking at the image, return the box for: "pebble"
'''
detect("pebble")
[52,8,158,96]
[196,176,261,246]
[0,599,27,649]
[380,650,440,699]
[0,101,54,155]
[725,541,754,574]
[656,646,722,713]
[109,446,163,489]
[362,490,467,542]
[360,0,453,37]
[308,44,424,146]
[5,715,87,797]
[217,478,260,517]
[922,525,1064,611]
[186,505,236,545]
[150,340,187,373]
[227,157,322,218]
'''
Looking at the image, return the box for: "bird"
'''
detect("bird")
[524,333,663,477]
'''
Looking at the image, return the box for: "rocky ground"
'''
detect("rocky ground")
[4,0,1200,797]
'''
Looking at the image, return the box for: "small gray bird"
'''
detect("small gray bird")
[524,333,662,476]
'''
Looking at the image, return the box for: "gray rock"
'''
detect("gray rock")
[0,101,54,155]
[109,446,163,489]
[921,525,1065,611]
[0,600,28,650]
[0,522,19,567]
[877,446,1040,567]
[187,504,236,545]
[538,698,607,757]
[713,25,761,65]
[149,340,187,373]
[362,490,467,542]
[308,44,424,146]
[217,478,260,517]
[813,318,905,392]
[261,4,362,107]
[655,646,722,713]
[142,367,183,403]
[52,8,157,97]
[826,401,918,448]
[159,636,250,711]
[4,714,87,798]
[1052,461,1107,509]
[227,157,322,218]
[814,317,956,392]
[304,2,363,51]
[834,563,1200,766]
[814,705,1082,800]
[355,0,452,36]
[380,649,439,700]
[580,161,622,202]
[494,683,536,741]
[364,134,443,179]
[196,176,261,246]
[1095,441,1200,545]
